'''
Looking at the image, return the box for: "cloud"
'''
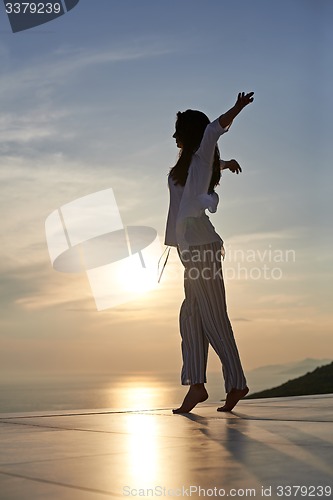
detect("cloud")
[0,42,177,98]
[0,263,42,307]
[0,37,179,169]
[257,294,307,305]
[0,109,72,149]
[227,228,309,245]
[0,257,86,310]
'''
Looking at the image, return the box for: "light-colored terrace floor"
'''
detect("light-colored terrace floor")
[0,394,332,499]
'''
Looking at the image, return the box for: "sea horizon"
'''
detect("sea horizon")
[0,371,225,414]
[1,358,330,414]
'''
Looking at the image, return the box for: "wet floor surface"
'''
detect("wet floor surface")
[0,395,332,499]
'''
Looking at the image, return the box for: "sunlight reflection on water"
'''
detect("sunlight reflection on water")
[126,413,159,484]
[110,376,174,410]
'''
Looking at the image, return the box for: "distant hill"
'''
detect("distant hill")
[246,361,333,399]
[246,358,332,394]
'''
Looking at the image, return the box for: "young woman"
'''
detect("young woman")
[164,92,254,413]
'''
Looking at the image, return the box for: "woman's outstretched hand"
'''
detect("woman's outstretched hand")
[236,91,254,110]
[219,91,254,129]
[227,159,242,174]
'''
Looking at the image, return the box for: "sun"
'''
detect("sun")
[117,252,157,295]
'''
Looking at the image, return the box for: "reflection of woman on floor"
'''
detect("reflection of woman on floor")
[164,92,254,413]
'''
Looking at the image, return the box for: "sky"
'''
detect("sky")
[0,0,332,383]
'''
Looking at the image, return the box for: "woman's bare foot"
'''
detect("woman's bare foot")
[173,384,208,414]
[217,386,249,412]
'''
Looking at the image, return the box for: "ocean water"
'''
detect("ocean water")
[0,372,229,414]
[2,360,322,414]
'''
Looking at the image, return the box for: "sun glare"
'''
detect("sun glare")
[117,253,157,295]
[112,378,160,410]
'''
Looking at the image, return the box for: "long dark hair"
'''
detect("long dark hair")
[169,109,221,194]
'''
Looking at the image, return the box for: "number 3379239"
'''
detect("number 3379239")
[5,3,62,14]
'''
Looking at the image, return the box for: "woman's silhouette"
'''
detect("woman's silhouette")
[164,92,254,413]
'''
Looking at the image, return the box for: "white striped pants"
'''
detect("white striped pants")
[178,241,247,393]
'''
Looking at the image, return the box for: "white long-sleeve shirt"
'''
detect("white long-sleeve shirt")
[164,118,229,251]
